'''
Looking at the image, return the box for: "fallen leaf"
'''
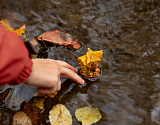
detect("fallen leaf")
[12,111,32,125]
[30,54,38,59]
[49,104,72,125]
[75,105,102,125]
[44,92,58,98]
[31,37,37,46]
[77,48,103,77]
[14,24,25,36]
[23,101,41,125]
[31,98,45,110]
[0,19,26,38]
[79,67,100,78]
[37,30,81,49]
[0,19,14,32]
[147,9,157,15]
[86,48,103,64]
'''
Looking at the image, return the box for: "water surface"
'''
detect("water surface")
[1,0,160,124]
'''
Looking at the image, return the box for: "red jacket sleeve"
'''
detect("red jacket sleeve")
[0,24,33,85]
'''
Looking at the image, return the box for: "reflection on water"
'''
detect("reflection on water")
[1,0,160,124]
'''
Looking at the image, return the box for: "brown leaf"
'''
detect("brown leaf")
[80,68,101,78]
[23,101,41,125]
[37,30,81,49]
[146,9,157,15]
[12,111,32,125]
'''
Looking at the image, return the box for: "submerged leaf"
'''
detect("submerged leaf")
[0,19,14,31]
[37,30,81,49]
[12,111,32,125]
[31,37,37,46]
[14,24,25,36]
[23,100,41,125]
[0,19,26,37]
[49,104,72,125]
[75,105,102,125]
[31,98,44,110]
[44,92,57,98]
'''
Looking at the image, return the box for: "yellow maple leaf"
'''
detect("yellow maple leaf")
[75,105,102,125]
[77,48,103,76]
[31,98,44,110]
[49,104,72,125]
[0,19,26,38]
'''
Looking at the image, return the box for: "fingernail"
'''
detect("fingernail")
[82,79,85,84]
[75,68,77,72]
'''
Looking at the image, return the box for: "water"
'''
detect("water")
[1,0,160,124]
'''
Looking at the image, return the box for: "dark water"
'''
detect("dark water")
[1,0,160,124]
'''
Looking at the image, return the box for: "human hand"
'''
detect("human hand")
[24,59,84,94]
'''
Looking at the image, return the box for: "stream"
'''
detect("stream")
[0,0,160,124]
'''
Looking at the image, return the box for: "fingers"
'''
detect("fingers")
[54,60,77,72]
[37,88,54,94]
[37,80,61,94]
[60,66,84,85]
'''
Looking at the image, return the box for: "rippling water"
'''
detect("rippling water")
[1,0,160,124]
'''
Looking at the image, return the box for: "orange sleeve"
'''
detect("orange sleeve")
[0,24,33,85]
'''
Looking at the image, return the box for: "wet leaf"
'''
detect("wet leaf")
[37,30,81,49]
[77,48,103,77]
[31,98,44,110]
[30,54,38,59]
[49,104,72,125]
[14,24,25,36]
[75,105,102,125]
[86,48,103,64]
[31,37,37,46]
[0,19,26,37]
[12,111,32,125]
[0,19,14,31]
[44,92,57,98]
[23,100,41,125]
[147,9,157,15]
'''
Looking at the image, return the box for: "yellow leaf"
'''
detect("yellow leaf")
[32,98,44,110]
[86,48,103,64]
[0,19,26,37]
[14,24,25,36]
[30,54,38,59]
[49,104,72,125]
[75,105,102,125]
[44,92,58,98]
[31,37,37,46]
[77,55,87,65]
[0,19,14,32]
[77,48,103,77]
